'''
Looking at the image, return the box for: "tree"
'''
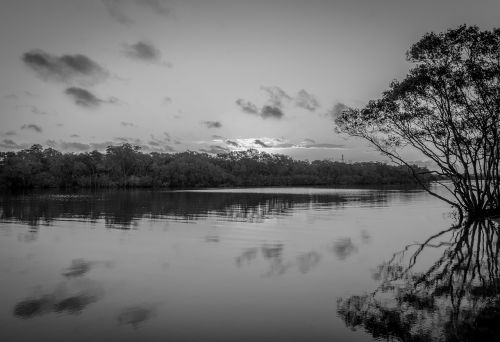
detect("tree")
[335,25,500,218]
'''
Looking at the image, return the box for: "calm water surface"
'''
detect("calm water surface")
[0,186,497,341]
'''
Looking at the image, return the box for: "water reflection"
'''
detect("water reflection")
[329,238,358,260]
[235,242,342,277]
[117,305,157,328]
[13,279,103,319]
[0,189,400,228]
[337,218,500,341]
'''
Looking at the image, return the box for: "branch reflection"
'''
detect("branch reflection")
[337,218,500,341]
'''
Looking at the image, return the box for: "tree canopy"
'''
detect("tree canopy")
[335,25,500,218]
[0,143,435,189]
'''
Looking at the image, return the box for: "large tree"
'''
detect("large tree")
[335,25,500,218]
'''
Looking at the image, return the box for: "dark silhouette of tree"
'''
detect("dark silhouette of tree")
[0,144,436,189]
[337,218,500,341]
[335,25,500,218]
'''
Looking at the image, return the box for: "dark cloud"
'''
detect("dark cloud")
[202,121,222,129]
[22,50,107,85]
[64,87,103,107]
[212,135,225,140]
[295,89,320,111]
[260,105,284,119]
[254,139,270,148]
[148,140,159,146]
[120,121,135,127]
[225,140,239,147]
[303,138,315,144]
[0,139,27,149]
[70,134,80,138]
[163,132,171,142]
[3,131,17,136]
[163,96,172,105]
[235,99,259,114]
[327,102,349,120]
[21,124,42,133]
[199,145,229,154]
[261,86,291,108]
[124,41,161,62]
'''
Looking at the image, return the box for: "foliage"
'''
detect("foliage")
[0,144,436,189]
[335,25,500,217]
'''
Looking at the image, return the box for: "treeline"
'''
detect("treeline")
[0,144,436,189]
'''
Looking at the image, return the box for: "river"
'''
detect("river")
[0,185,497,341]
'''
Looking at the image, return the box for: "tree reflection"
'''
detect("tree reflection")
[337,218,500,341]
[0,190,391,228]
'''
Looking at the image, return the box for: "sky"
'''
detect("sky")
[1,0,499,162]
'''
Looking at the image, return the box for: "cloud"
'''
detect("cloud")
[123,41,161,62]
[102,0,171,26]
[70,134,80,138]
[0,139,28,150]
[295,89,319,111]
[163,96,172,105]
[235,99,259,114]
[21,124,42,133]
[211,135,225,140]
[273,142,295,148]
[22,50,107,85]
[225,140,239,147]
[260,105,284,119]
[64,87,103,107]
[199,145,229,154]
[303,138,315,144]
[327,102,349,120]
[261,86,291,108]
[202,121,222,129]
[3,131,17,136]
[254,139,270,148]
[120,121,135,127]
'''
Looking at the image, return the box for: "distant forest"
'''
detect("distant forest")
[0,144,437,189]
